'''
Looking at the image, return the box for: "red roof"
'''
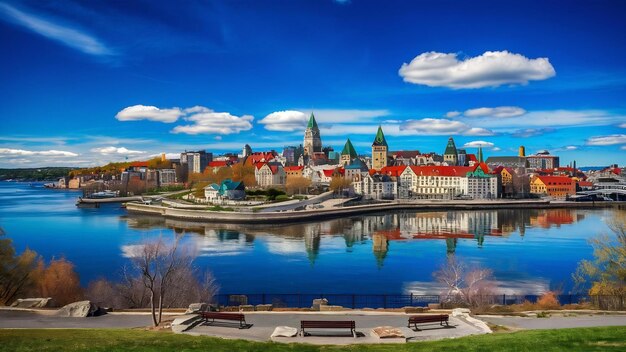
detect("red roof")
[475,162,490,173]
[535,175,574,185]
[467,154,478,162]
[578,181,593,187]
[369,165,407,177]
[322,169,335,177]
[131,161,149,167]
[406,165,474,177]
[208,161,228,168]
[391,150,421,158]
[284,166,304,172]
[246,152,275,165]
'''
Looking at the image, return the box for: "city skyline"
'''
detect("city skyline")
[1,0,626,168]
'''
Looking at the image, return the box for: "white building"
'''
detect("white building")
[255,162,286,187]
[460,166,498,199]
[353,173,397,199]
[399,165,473,199]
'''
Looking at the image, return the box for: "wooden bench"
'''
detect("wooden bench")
[300,320,357,338]
[200,312,249,329]
[407,314,449,330]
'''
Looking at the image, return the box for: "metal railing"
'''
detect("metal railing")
[213,293,626,310]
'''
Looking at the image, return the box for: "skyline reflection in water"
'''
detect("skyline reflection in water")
[0,182,618,295]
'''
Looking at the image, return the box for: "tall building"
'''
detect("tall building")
[527,150,560,170]
[181,151,212,174]
[371,126,388,170]
[341,138,358,165]
[242,144,252,158]
[303,112,322,157]
[519,146,526,157]
[443,137,458,166]
[478,146,484,163]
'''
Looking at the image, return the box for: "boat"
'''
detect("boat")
[89,190,118,199]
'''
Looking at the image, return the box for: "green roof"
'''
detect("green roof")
[341,138,358,158]
[444,137,457,155]
[307,112,319,129]
[372,125,388,147]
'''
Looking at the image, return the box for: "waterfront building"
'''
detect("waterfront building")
[204,179,246,203]
[443,137,458,166]
[492,166,514,197]
[255,162,286,187]
[460,163,498,199]
[527,150,560,170]
[303,113,322,157]
[371,126,389,170]
[399,165,473,199]
[353,173,397,200]
[158,169,177,186]
[340,138,358,166]
[284,165,304,179]
[242,144,252,158]
[530,175,575,198]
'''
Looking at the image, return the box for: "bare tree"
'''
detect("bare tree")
[433,257,494,308]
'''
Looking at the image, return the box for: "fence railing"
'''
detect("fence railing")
[213,293,626,310]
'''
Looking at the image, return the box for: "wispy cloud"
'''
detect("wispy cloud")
[91,146,145,156]
[0,2,115,57]
[585,134,626,146]
[0,148,77,157]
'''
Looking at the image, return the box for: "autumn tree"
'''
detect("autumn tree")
[0,232,40,305]
[231,163,257,187]
[285,176,311,195]
[329,176,352,193]
[36,258,84,306]
[574,214,626,299]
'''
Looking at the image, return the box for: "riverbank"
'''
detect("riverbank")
[126,199,626,224]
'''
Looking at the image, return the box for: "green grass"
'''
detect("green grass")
[1,327,626,352]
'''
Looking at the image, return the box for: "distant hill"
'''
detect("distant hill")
[0,167,74,181]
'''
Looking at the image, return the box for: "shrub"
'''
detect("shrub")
[274,195,290,202]
[537,291,560,310]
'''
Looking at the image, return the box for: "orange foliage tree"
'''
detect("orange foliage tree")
[35,258,83,306]
[285,176,311,195]
[231,163,257,187]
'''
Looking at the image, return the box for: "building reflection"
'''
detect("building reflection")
[122,208,583,265]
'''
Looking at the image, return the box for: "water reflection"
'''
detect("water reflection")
[124,208,586,265]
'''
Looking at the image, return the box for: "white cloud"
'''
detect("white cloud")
[585,134,626,146]
[620,123,626,128]
[463,106,526,118]
[400,118,494,136]
[492,147,501,151]
[259,110,308,132]
[115,105,184,123]
[172,110,254,135]
[565,145,578,150]
[463,141,495,148]
[445,111,461,118]
[399,51,555,89]
[0,3,115,57]
[0,148,77,157]
[91,146,145,155]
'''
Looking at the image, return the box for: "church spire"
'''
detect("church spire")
[372,125,388,147]
[307,112,318,129]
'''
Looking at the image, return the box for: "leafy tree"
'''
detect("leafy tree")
[231,163,257,187]
[329,176,351,193]
[574,214,626,295]
[35,258,83,306]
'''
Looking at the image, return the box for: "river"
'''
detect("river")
[0,182,621,295]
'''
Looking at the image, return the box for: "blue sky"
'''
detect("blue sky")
[0,0,625,167]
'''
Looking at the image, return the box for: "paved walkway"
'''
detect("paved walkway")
[478,313,626,330]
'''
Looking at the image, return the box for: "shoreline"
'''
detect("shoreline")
[126,199,626,224]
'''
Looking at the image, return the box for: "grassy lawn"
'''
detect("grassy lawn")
[1,327,626,352]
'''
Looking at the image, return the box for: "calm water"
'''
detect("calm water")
[0,182,621,294]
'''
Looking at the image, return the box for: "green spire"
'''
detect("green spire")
[444,136,457,155]
[478,146,484,163]
[341,138,358,158]
[307,112,318,129]
[372,125,388,147]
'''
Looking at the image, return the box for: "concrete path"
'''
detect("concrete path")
[0,309,169,329]
[182,311,490,345]
[477,313,626,330]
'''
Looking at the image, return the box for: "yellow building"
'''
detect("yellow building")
[371,126,388,170]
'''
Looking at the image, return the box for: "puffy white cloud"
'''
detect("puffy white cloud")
[0,148,77,157]
[400,118,494,136]
[399,51,555,89]
[115,105,184,123]
[445,111,461,118]
[91,146,145,155]
[585,134,626,146]
[172,110,254,135]
[463,106,526,118]
[463,141,495,148]
[259,110,308,131]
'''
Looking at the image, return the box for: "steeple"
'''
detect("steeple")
[444,137,457,155]
[341,138,358,158]
[372,125,388,147]
[478,146,484,163]
[443,136,458,166]
[307,112,318,129]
